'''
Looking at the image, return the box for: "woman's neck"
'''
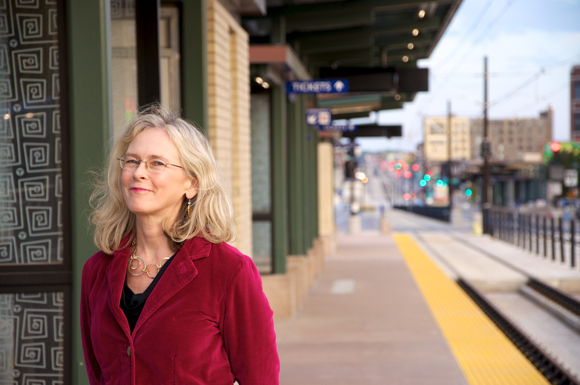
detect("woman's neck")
[133,217,173,264]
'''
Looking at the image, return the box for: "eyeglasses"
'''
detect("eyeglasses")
[117,157,184,173]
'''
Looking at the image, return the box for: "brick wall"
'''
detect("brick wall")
[318,142,334,236]
[207,0,252,256]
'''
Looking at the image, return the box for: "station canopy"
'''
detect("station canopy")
[243,0,462,136]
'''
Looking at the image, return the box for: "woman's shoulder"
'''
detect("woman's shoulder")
[83,250,114,275]
[200,239,257,276]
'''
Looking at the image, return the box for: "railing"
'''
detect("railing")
[489,207,577,269]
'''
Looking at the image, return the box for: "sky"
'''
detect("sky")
[354,0,580,152]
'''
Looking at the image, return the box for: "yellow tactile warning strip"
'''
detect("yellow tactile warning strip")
[392,233,548,385]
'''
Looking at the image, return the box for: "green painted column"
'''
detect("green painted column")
[312,128,320,240]
[181,0,208,134]
[67,0,110,383]
[301,98,313,252]
[271,84,288,274]
[288,96,305,255]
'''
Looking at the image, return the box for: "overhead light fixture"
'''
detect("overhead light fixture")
[255,77,263,84]
[407,43,414,50]
[262,82,270,89]
[394,94,401,101]
[418,9,425,18]
[402,56,409,63]
[412,29,419,36]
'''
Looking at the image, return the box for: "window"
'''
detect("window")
[575,81,580,100]
[575,113,580,132]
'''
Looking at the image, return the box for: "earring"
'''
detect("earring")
[187,199,192,217]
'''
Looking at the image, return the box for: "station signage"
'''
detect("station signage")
[317,124,357,133]
[286,79,349,94]
[306,108,332,126]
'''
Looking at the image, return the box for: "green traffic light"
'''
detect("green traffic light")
[465,188,472,197]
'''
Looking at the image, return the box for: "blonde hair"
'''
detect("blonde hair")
[90,105,235,254]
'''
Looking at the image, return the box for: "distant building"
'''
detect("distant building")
[423,116,471,162]
[470,107,552,163]
[571,65,580,141]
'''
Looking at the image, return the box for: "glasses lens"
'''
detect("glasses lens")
[147,159,167,173]
[121,157,139,169]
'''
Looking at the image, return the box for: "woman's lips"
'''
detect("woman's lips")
[130,188,150,193]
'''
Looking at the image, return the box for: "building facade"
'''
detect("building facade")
[470,108,552,163]
[423,116,471,162]
[571,65,580,142]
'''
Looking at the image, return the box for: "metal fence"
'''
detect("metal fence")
[489,208,577,269]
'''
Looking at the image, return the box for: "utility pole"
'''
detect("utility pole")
[482,56,491,233]
[447,100,453,208]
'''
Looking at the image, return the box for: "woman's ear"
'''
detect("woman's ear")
[185,178,198,200]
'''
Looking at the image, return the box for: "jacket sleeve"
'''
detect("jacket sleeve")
[220,256,280,385]
[80,260,102,384]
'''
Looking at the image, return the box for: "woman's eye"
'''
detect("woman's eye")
[126,159,139,165]
[151,160,166,167]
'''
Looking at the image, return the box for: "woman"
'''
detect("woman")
[81,105,279,384]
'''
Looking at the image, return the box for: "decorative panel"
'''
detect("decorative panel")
[0,292,65,384]
[0,0,63,265]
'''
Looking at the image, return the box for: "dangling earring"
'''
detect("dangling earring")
[187,199,192,217]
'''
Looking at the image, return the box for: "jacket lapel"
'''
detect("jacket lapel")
[106,236,133,339]
[132,237,212,335]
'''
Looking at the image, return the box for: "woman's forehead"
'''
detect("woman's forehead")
[127,127,178,156]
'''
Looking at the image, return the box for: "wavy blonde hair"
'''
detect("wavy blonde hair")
[90,105,235,254]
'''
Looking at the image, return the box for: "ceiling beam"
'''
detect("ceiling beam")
[306,47,427,65]
[300,32,433,55]
[290,18,441,43]
[285,10,375,31]
[246,0,447,19]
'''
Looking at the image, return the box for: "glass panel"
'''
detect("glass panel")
[110,0,137,138]
[0,292,65,384]
[160,6,180,112]
[251,93,271,214]
[0,0,64,265]
[252,221,272,274]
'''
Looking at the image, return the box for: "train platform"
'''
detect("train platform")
[275,209,580,385]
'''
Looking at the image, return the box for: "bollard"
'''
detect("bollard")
[559,217,565,263]
[536,215,540,255]
[551,217,556,261]
[528,214,533,252]
[571,220,576,268]
[543,216,547,258]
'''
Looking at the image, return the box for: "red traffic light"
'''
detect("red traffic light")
[550,141,561,152]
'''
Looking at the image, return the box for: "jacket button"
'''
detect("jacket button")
[127,346,131,356]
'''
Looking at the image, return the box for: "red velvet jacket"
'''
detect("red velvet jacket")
[81,236,279,384]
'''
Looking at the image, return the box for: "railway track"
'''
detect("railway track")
[392,212,580,384]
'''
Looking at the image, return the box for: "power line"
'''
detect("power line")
[437,0,495,71]
[418,0,517,114]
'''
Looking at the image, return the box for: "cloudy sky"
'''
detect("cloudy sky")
[355,0,580,152]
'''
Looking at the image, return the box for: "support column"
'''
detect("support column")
[67,0,110,383]
[181,0,208,134]
[271,84,288,274]
[301,98,313,251]
[288,95,305,255]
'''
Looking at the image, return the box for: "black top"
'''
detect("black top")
[120,254,175,333]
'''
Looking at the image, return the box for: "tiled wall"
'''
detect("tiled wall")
[207,0,252,256]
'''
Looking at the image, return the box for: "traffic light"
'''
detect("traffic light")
[550,141,561,153]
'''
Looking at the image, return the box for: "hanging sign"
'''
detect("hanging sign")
[286,79,349,94]
[318,124,357,133]
[306,108,332,126]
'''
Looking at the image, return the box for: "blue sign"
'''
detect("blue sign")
[306,108,332,126]
[318,124,357,133]
[286,79,349,94]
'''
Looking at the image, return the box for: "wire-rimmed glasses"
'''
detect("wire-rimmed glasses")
[117,157,184,173]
